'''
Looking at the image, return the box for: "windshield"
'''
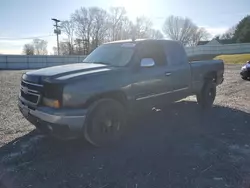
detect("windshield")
[83,43,135,67]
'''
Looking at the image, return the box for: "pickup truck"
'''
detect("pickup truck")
[18,39,224,146]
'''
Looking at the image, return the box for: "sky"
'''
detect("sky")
[0,0,250,54]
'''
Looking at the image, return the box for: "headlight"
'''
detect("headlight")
[43,97,60,108]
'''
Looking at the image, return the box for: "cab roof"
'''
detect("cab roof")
[104,39,148,44]
[103,39,180,45]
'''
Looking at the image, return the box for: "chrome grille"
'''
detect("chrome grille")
[20,80,43,105]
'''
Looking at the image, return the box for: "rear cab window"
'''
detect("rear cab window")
[164,42,187,66]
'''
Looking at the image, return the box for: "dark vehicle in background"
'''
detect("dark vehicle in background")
[18,39,224,146]
[240,61,250,80]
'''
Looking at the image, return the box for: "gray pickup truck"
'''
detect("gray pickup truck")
[19,39,224,146]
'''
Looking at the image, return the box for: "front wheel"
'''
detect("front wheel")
[196,81,216,109]
[84,99,126,147]
[242,76,248,80]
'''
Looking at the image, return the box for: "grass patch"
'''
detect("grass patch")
[214,54,250,64]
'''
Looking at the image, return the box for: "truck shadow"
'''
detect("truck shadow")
[1,101,250,188]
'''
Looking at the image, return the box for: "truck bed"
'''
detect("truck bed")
[190,60,224,93]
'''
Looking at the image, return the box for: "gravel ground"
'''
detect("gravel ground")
[0,65,250,188]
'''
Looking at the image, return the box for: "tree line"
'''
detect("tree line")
[23,6,210,55]
[218,15,250,43]
[54,6,166,55]
[23,39,48,55]
[55,6,210,55]
[22,6,250,56]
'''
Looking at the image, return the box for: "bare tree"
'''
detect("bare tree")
[134,16,153,39]
[22,44,34,55]
[33,39,48,55]
[189,27,210,46]
[71,7,94,54]
[71,7,88,40]
[120,16,133,40]
[149,29,164,39]
[53,41,73,55]
[162,15,210,46]
[108,7,126,41]
[60,20,75,54]
[89,7,109,49]
[220,26,236,40]
[74,38,85,55]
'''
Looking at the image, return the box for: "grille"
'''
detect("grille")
[21,80,43,92]
[20,80,43,105]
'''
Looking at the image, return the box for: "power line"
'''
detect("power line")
[0,35,54,40]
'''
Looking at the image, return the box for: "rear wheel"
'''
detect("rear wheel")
[196,81,216,108]
[84,99,126,147]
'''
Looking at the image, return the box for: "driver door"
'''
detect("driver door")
[132,41,173,106]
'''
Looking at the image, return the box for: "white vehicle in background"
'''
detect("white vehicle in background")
[240,61,250,80]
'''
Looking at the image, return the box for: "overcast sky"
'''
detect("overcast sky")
[0,0,250,54]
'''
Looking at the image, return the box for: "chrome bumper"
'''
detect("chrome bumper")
[18,99,87,139]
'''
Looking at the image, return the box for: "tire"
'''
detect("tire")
[84,99,126,147]
[196,81,216,109]
[242,76,248,80]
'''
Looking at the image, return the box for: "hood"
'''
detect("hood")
[22,63,113,84]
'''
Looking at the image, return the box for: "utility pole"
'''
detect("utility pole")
[51,18,61,55]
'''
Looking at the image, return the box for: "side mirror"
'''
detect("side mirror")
[140,58,155,68]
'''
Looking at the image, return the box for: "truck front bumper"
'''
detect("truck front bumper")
[18,99,87,139]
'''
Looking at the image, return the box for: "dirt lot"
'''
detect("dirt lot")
[0,65,250,188]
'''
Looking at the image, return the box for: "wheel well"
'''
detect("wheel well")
[204,71,217,82]
[84,91,128,109]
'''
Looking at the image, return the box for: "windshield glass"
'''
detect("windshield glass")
[83,43,135,66]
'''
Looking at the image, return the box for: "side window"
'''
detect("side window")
[165,42,186,66]
[137,42,167,66]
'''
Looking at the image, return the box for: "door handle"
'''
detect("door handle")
[165,72,172,76]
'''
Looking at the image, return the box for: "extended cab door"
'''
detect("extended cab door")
[132,41,173,106]
[164,41,192,100]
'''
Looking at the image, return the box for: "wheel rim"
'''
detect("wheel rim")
[90,109,122,145]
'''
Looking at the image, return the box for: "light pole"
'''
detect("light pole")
[51,18,61,55]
